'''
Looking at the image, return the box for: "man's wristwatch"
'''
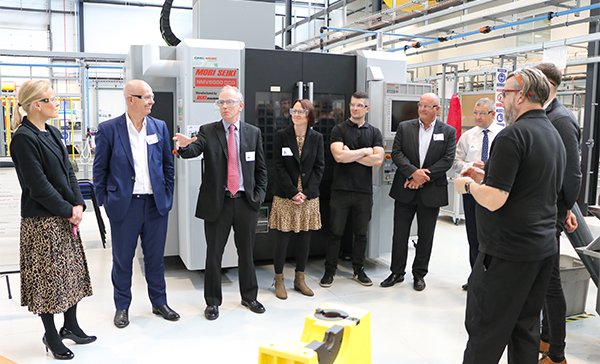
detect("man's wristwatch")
[465,182,472,194]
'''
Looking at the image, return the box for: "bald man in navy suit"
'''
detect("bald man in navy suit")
[94,79,178,328]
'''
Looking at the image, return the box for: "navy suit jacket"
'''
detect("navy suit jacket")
[93,113,174,222]
[178,120,268,222]
[389,118,456,208]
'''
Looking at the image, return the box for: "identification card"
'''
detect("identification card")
[146,134,159,144]
[433,133,444,141]
[282,147,293,156]
[245,151,256,161]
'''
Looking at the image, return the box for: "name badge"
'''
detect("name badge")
[245,151,256,162]
[433,133,444,141]
[146,134,159,145]
[282,147,293,156]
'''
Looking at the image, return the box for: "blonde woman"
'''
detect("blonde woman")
[268,99,324,299]
[10,80,94,360]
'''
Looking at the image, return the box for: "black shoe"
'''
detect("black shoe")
[241,299,266,314]
[43,335,74,360]
[113,309,129,328]
[462,283,468,291]
[59,327,97,344]
[413,277,426,291]
[152,304,180,321]
[352,267,373,286]
[204,305,219,321]
[380,273,405,287]
[319,273,334,288]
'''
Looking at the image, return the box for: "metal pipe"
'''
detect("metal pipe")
[394,2,600,52]
[285,0,292,46]
[81,0,191,10]
[406,15,600,58]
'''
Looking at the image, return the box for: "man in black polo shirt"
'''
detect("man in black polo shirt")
[319,91,384,288]
[455,67,566,364]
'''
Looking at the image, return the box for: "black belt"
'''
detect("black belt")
[133,194,153,199]
[225,191,244,199]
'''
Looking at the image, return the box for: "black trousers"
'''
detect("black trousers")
[463,194,480,268]
[390,198,440,279]
[463,253,554,364]
[273,230,312,274]
[324,190,372,274]
[204,194,259,306]
[541,235,566,358]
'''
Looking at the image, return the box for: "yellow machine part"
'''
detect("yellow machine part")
[258,305,371,364]
[258,341,319,364]
[384,0,438,12]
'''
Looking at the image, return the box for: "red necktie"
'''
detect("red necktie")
[227,124,240,195]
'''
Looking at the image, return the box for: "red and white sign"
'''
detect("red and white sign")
[193,67,239,103]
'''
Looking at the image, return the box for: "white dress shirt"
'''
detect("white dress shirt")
[418,119,436,168]
[453,122,504,173]
[126,113,153,194]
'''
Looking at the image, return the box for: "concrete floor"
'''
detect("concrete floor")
[0,166,599,363]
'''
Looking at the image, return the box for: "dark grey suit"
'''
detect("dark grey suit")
[388,118,456,278]
[178,120,267,306]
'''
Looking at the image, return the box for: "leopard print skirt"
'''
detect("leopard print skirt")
[20,216,93,314]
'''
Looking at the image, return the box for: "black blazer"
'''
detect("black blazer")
[546,98,582,225]
[272,126,324,199]
[179,120,268,222]
[10,118,85,218]
[389,118,456,207]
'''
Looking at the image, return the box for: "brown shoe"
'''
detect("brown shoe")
[273,273,287,300]
[539,339,550,354]
[538,355,566,364]
[293,271,314,296]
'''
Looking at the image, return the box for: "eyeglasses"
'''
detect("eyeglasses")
[350,103,367,109]
[215,99,240,107]
[500,89,521,98]
[290,109,308,116]
[473,111,493,117]
[130,94,154,101]
[38,97,57,104]
[418,103,438,110]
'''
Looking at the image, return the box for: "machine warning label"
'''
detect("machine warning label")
[193,67,239,103]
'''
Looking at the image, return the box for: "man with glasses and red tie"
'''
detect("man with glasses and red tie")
[173,85,267,321]
[381,92,456,291]
[454,68,566,364]
[94,79,179,328]
[453,97,503,291]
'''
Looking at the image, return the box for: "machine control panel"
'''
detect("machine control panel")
[382,151,396,184]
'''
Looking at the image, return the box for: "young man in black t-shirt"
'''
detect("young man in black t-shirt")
[319,91,384,288]
[455,68,566,364]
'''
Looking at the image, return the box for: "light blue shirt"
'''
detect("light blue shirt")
[222,120,244,192]
[418,118,436,168]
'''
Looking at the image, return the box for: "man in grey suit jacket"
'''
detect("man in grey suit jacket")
[380,92,456,291]
[174,86,268,321]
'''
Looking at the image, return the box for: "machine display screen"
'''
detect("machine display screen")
[391,100,419,132]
